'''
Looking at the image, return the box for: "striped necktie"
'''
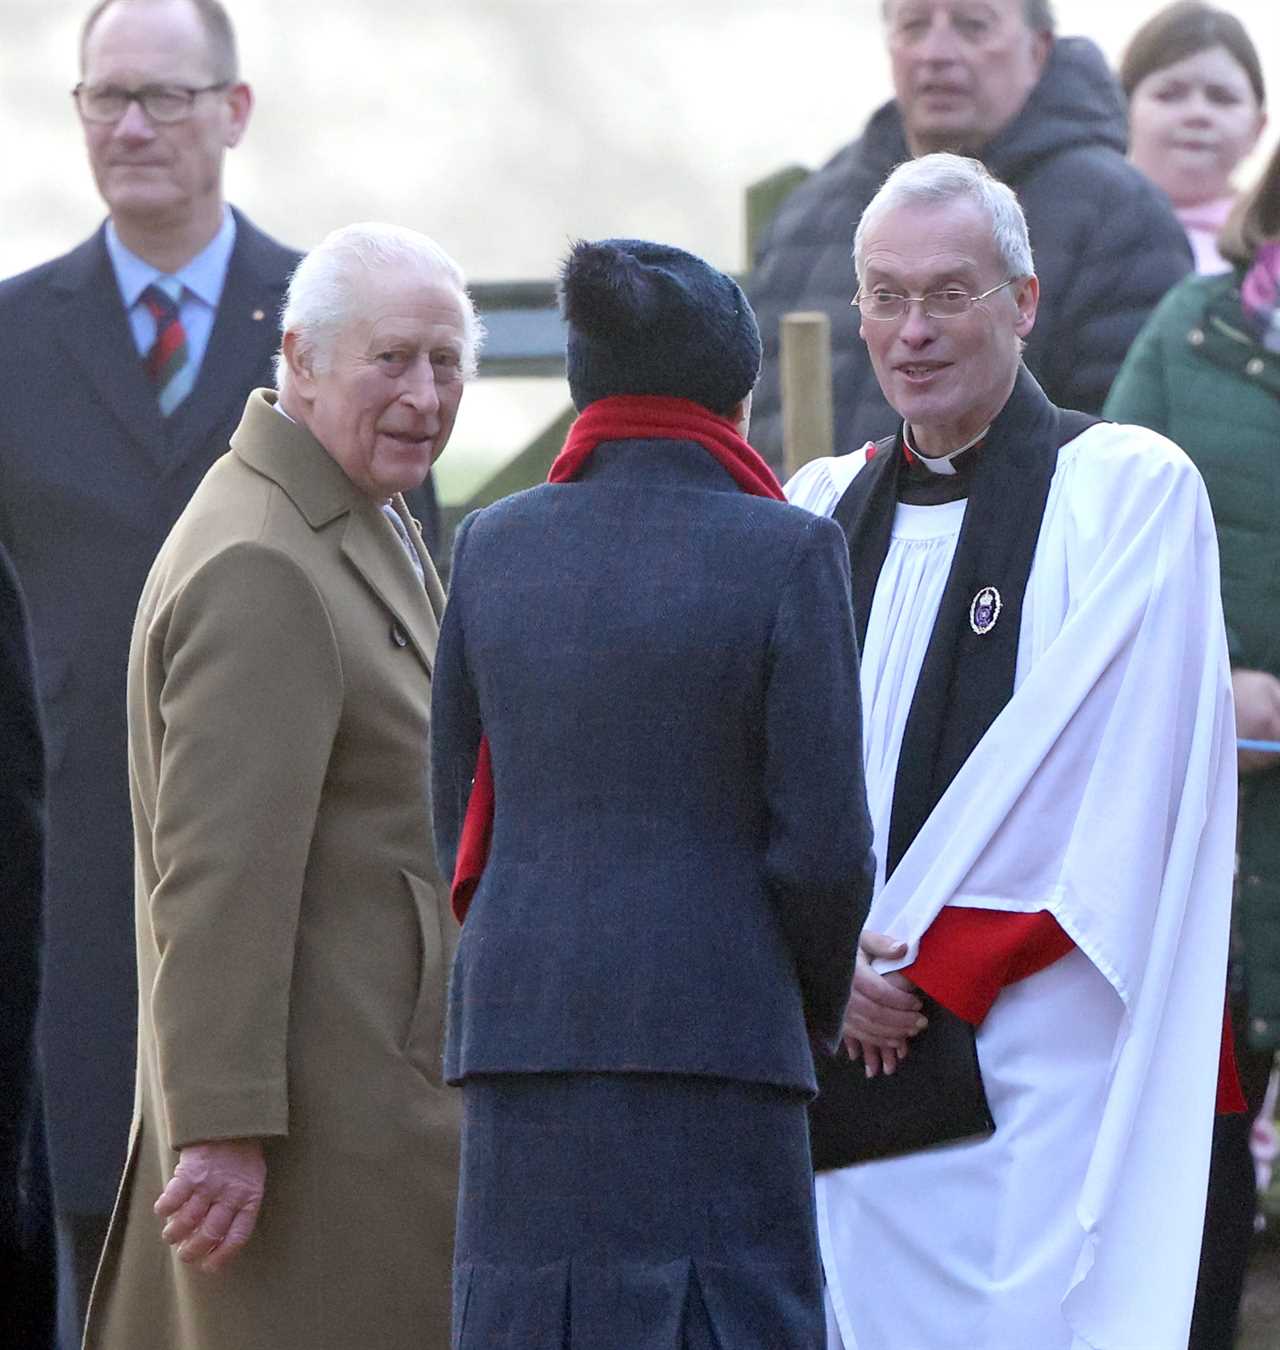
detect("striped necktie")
[140,279,194,416]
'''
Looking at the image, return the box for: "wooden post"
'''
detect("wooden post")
[780,311,834,481]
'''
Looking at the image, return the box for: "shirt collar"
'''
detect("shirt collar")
[902,423,989,476]
[104,205,238,310]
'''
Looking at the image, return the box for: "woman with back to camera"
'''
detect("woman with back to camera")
[1105,138,1280,1350]
[430,238,875,1349]
[1121,0,1266,274]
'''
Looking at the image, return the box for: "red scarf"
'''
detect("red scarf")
[449,395,784,921]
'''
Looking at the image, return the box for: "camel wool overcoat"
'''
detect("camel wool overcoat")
[84,389,459,1350]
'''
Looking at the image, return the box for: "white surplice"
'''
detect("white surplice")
[786,423,1237,1350]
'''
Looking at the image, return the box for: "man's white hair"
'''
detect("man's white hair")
[853,153,1036,285]
[275,222,484,390]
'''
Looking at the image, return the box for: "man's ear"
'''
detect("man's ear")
[1013,274,1039,339]
[282,330,316,399]
[224,82,253,149]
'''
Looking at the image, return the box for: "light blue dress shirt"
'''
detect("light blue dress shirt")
[104,206,238,384]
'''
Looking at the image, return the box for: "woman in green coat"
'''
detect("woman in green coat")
[1104,139,1280,1350]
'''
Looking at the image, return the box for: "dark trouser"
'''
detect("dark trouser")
[2,1104,58,1350]
[1189,1007,1275,1350]
[56,1211,110,1350]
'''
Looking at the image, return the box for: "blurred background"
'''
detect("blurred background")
[3,0,1276,505]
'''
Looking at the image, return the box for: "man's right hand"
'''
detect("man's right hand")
[154,1137,266,1273]
[842,930,929,1077]
[1232,669,1280,774]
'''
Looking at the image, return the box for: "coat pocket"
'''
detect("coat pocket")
[400,867,447,1086]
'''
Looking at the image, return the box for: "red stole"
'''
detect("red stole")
[448,395,784,921]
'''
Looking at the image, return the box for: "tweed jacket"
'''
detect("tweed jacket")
[84,391,458,1350]
[1105,269,1280,1049]
[432,436,876,1095]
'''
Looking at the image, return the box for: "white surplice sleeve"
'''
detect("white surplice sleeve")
[783,449,868,515]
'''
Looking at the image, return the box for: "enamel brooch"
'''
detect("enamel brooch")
[969,586,1002,635]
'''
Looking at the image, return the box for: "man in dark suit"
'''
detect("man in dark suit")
[0,543,56,1348]
[0,2,308,1338]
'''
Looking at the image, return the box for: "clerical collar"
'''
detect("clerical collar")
[902,424,989,476]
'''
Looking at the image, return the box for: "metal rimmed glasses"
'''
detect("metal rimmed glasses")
[852,279,1018,321]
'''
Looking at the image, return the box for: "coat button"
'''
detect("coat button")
[1253,1017,1270,1038]
[1246,357,1265,377]
[1244,874,1262,889]
[1188,328,1205,346]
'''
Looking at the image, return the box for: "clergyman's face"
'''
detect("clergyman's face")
[290,264,469,501]
[856,198,1037,454]
[885,0,1051,156]
[79,0,250,230]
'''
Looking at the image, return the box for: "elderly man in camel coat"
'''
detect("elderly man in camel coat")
[84,222,481,1350]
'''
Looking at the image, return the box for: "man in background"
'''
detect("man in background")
[0,1,299,1336]
[747,0,1191,467]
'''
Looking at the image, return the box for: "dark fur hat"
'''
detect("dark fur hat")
[559,238,762,414]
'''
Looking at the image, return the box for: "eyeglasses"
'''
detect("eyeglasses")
[72,82,230,124]
[852,279,1018,321]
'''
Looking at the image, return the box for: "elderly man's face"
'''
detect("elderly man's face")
[290,264,468,500]
[80,0,250,230]
[857,198,1037,454]
[885,0,1051,155]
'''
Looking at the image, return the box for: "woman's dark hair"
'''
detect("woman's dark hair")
[1219,139,1280,266]
[1119,1,1264,108]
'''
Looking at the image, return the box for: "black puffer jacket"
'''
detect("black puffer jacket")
[746,37,1192,469]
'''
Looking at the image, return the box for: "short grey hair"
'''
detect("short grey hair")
[276,222,485,390]
[853,153,1035,285]
[881,0,1055,34]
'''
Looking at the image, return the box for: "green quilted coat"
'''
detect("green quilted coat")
[1106,269,1280,1049]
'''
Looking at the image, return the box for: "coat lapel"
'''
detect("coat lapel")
[393,497,445,626]
[340,512,438,676]
[230,391,438,675]
[48,230,169,465]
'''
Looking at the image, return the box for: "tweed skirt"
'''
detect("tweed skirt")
[452,1072,824,1350]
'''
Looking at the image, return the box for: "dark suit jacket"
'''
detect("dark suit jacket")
[432,437,875,1094]
[0,211,308,1215]
[0,542,55,1347]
